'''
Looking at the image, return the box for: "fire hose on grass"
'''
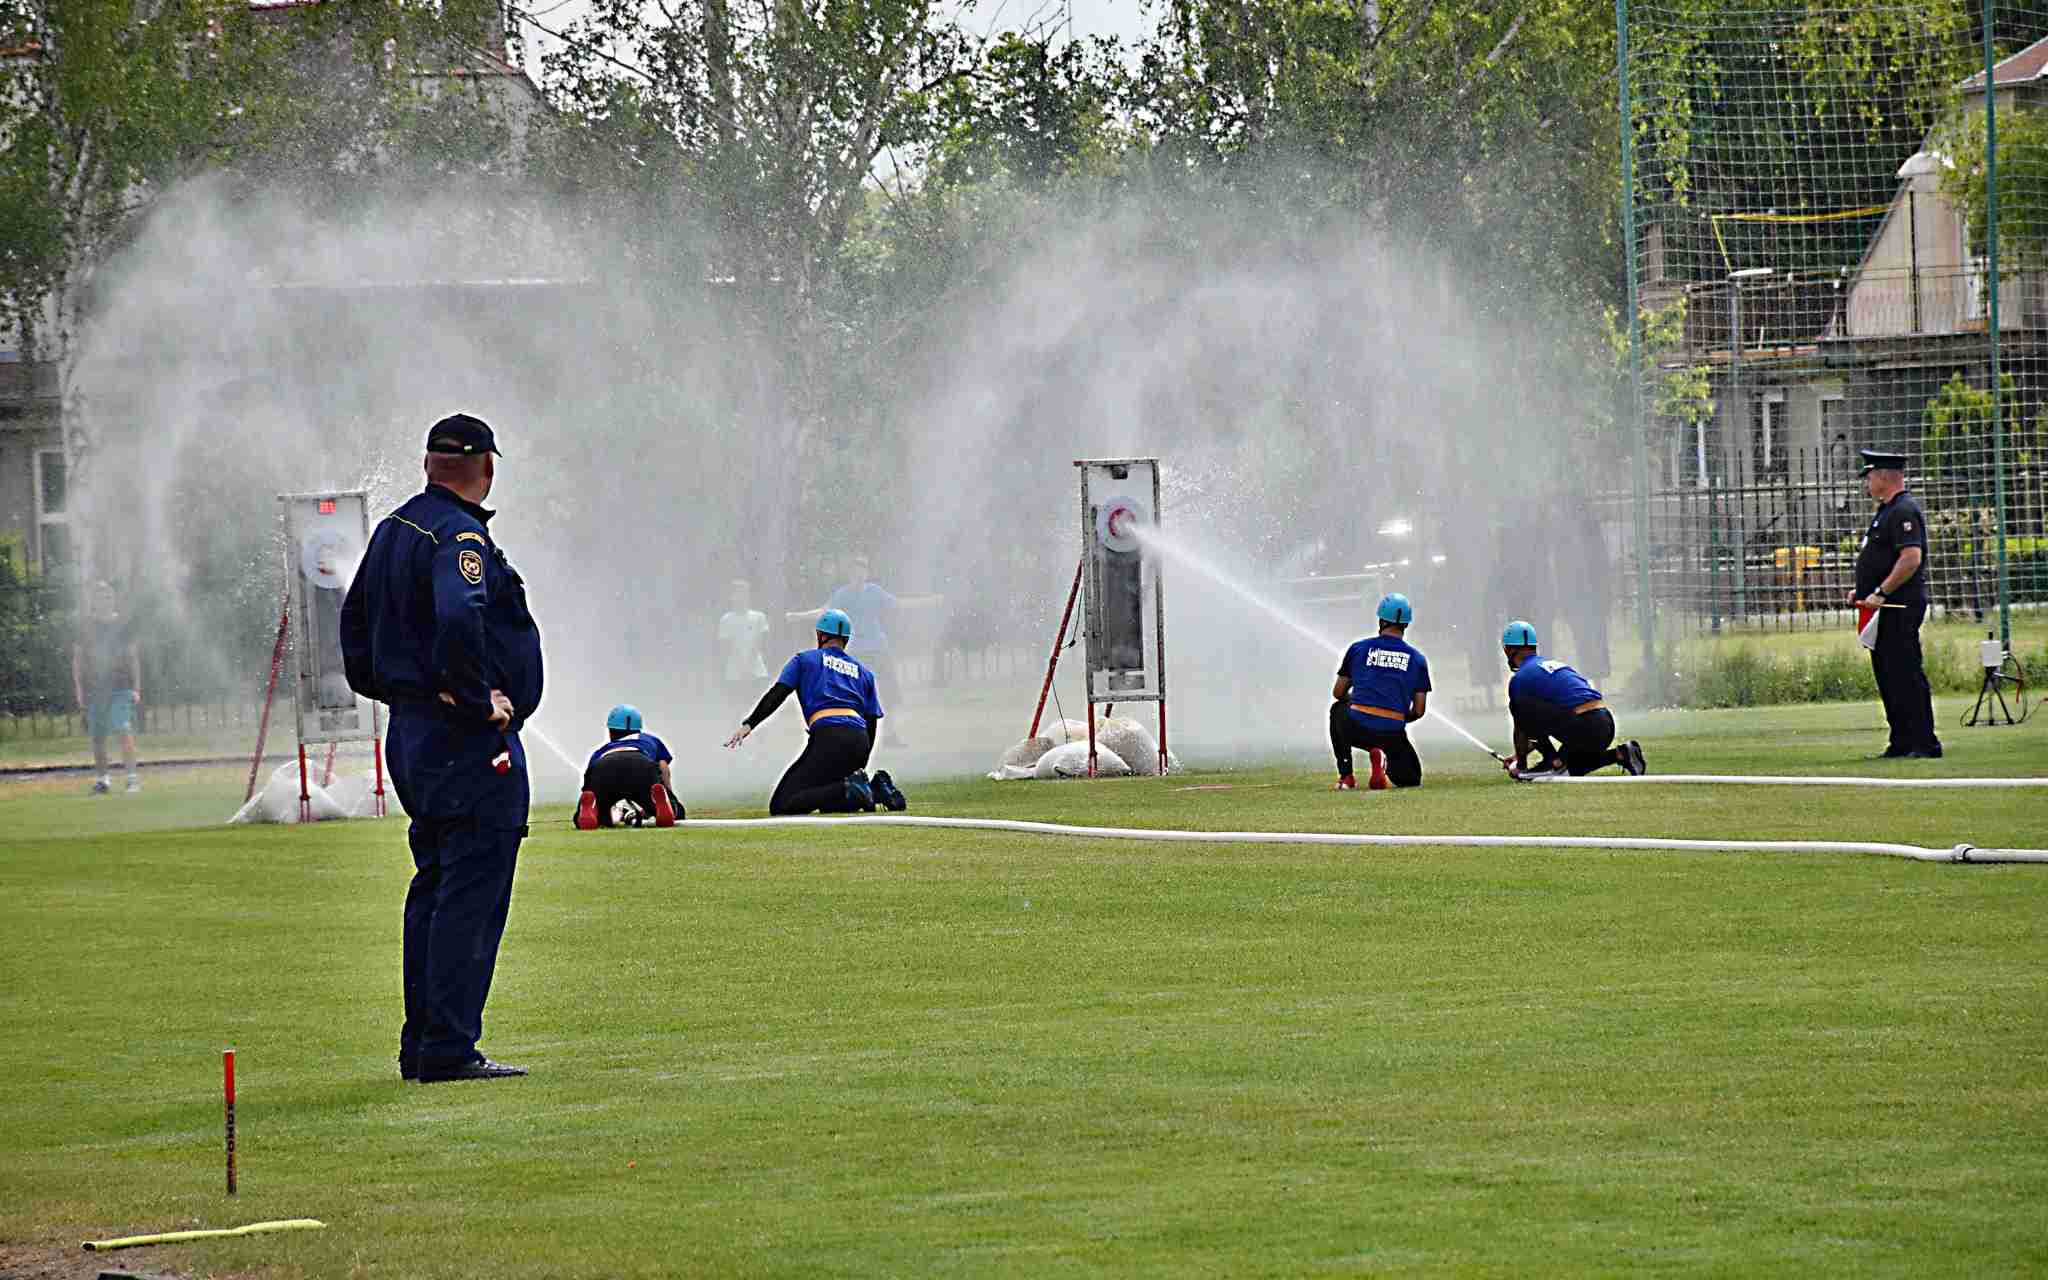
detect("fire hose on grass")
[672,815,2048,864]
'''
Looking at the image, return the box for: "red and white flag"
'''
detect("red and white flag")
[1856,604,1881,651]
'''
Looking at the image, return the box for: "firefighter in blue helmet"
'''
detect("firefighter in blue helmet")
[575,703,681,829]
[340,413,543,1084]
[724,607,907,813]
[1330,592,1431,790]
[1499,620,1645,779]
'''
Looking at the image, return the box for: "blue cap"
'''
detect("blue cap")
[425,413,502,456]
[817,608,853,639]
[1501,620,1538,648]
[606,703,643,732]
[1376,593,1413,626]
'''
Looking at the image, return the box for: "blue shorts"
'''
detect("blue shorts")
[88,689,136,738]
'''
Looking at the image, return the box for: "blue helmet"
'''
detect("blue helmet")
[1375,592,1414,626]
[1501,620,1538,648]
[816,608,854,639]
[606,703,643,732]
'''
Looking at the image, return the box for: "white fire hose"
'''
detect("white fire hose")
[674,814,2048,864]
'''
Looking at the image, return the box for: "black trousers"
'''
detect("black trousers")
[386,712,528,1074]
[582,749,680,826]
[770,721,873,814]
[1329,702,1423,787]
[1871,599,1940,754]
[1537,707,1620,776]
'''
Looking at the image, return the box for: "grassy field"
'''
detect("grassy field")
[2,703,2045,1278]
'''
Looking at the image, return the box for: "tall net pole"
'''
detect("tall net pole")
[1986,0,2016,650]
[1619,0,1659,702]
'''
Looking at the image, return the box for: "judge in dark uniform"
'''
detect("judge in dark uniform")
[1853,449,1941,759]
[341,413,545,1083]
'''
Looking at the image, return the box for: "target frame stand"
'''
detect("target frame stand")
[243,492,388,822]
[1074,458,1168,777]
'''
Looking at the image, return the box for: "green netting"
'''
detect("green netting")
[1620,0,2048,650]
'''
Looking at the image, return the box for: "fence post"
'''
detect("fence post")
[1618,0,1659,700]
[1985,0,2014,647]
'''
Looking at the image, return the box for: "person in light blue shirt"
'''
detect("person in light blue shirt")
[789,554,941,748]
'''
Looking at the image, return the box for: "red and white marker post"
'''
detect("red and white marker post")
[223,1048,237,1195]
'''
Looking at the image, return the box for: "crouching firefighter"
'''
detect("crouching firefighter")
[1500,620,1645,779]
[1331,592,1431,791]
[575,703,682,829]
[723,608,907,814]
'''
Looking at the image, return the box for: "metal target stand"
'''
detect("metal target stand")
[243,492,388,822]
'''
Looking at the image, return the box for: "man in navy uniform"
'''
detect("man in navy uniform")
[575,703,680,829]
[1853,449,1941,758]
[341,413,544,1084]
[1499,620,1644,779]
[724,607,907,813]
[1330,593,1431,791]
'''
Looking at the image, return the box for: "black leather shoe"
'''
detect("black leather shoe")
[418,1057,528,1083]
[400,1054,419,1082]
[1904,748,1944,759]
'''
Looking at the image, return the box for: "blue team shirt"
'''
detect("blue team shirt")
[585,731,672,772]
[778,647,885,725]
[1508,655,1602,718]
[1340,635,1431,721]
[827,581,900,654]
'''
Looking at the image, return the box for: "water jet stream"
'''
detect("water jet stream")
[1134,527,1507,760]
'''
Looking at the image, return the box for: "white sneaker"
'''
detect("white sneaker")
[90,777,111,795]
[126,776,141,793]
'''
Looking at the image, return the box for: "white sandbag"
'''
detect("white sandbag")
[1096,716,1184,776]
[1000,734,1056,769]
[324,770,382,817]
[1035,740,1131,779]
[986,763,1038,781]
[1039,718,1090,746]
[1097,717,1161,776]
[229,761,353,824]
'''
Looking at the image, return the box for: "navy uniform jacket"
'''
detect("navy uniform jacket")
[1855,490,1929,604]
[340,484,544,731]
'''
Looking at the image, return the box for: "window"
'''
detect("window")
[33,449,67,574]
[1753,391,1788,479]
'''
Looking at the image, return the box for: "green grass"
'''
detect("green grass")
[2,704,2046,1277]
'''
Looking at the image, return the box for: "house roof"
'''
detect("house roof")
[1958,34,2048,92]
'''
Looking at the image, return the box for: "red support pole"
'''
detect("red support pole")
[244,594,291,804]
[1086,702,1098,778]
[320,742,337,788]
[1029,553,1087,740]
[372,734,388,818]
[297,743,311,824]
[1157,699,1168,777]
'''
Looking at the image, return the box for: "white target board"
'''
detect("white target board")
[1076,458,1165,702]
[281,491,378,744]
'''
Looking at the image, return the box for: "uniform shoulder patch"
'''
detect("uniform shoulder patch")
[458,549,485,585]
[1903,520,1914,532]
[455,530,488,546]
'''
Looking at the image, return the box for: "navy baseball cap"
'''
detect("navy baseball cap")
[425,413,502,456]
[1858,448,1906,474]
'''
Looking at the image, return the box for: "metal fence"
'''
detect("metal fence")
[1628,449,2047,633]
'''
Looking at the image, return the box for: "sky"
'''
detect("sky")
[506,0,1156,82]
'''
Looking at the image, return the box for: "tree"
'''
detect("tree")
[537,0,980,593]
[0,0,524,582]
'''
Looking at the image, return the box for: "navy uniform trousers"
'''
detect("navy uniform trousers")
[1872,599,1940,755]
[388,709,529,1074]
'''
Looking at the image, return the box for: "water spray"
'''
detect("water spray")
[1131,527,1509,763]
